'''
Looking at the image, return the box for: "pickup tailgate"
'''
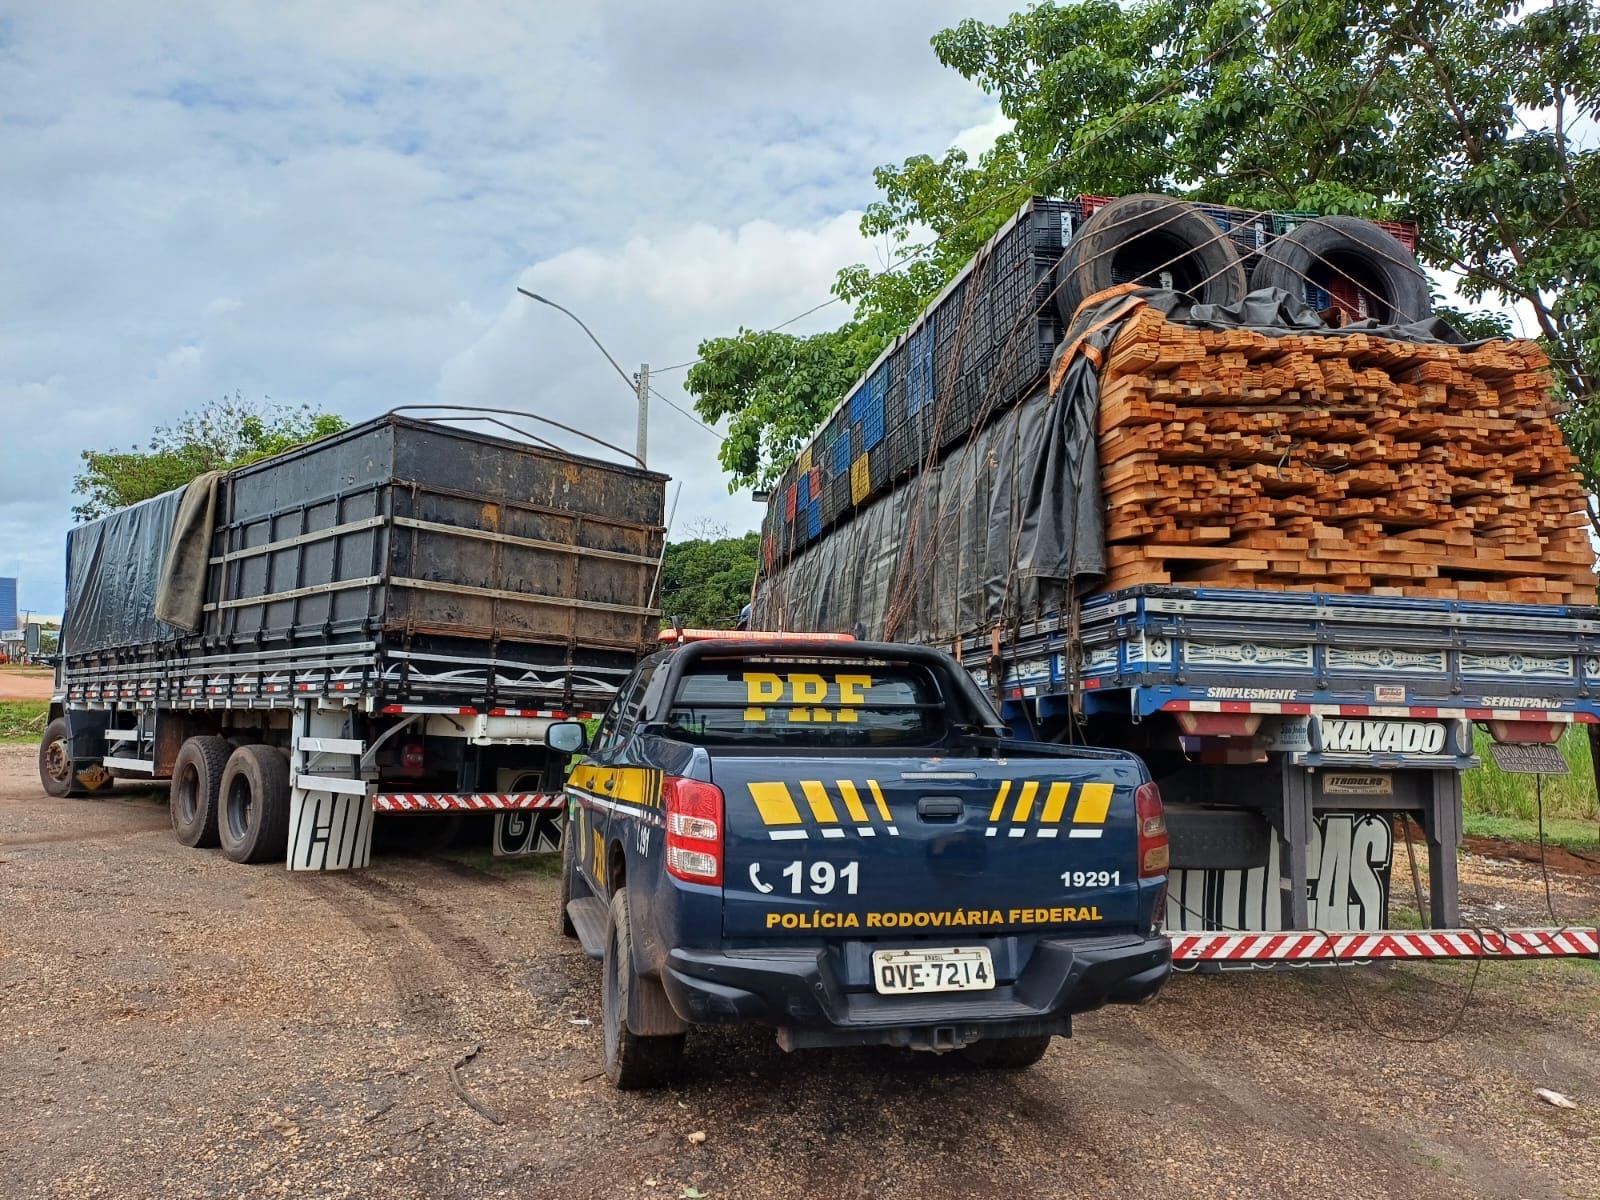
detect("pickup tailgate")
[711,752,1151,941]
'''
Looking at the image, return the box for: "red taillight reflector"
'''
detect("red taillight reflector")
[663,775,724,886]
[1135,781,1169,878]
[1487,720,1562,745]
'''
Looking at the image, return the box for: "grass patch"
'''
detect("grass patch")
[1462,726,1597,822]
[0,700,47,743]
[1461,810,1600,853]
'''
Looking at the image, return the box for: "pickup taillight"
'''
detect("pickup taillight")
[663,775,724,887]
[1135,781,1169,878]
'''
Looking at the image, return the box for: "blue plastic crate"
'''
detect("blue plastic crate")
[807,504,821,539]
[831,429,853,477]
[907,325,933,415]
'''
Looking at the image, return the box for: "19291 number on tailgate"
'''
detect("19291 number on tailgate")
[872,947,996,995]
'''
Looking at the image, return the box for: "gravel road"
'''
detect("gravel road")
[2,741,1597,1200]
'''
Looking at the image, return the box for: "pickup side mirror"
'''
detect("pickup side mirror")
[546,720,589,755]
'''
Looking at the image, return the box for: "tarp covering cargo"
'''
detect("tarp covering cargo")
[61,486,187,656]
[753,287,1483,642]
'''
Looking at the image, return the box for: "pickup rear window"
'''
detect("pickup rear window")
[662,662,946,748]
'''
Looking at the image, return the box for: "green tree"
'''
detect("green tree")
[686,326,886,493]
[658,526,761,628]
[689,0,1600,516]
[73,394,348,520]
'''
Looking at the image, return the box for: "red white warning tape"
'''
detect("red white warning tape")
[1170,927,1600,963]
[1163,700,1595,722]
[372,792,566,812]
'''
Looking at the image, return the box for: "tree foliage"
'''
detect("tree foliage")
[688,0,1600,510]
[73,394,348,520]
[685,325,886,492]
[658,526,760,628]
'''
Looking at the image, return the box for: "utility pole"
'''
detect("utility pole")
[634,363,650,466]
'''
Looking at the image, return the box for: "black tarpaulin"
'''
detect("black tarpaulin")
[753,286,1472,642]
[61,487,186,656]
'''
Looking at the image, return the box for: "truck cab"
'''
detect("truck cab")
[560,634,1170,1088]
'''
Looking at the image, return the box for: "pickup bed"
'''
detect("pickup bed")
[560,636,1170,1088]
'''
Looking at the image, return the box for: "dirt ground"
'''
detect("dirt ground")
[0,667,55,701]
[2,743,1598,1200]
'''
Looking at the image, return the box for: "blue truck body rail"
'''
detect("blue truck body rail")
[962,586,1600,725]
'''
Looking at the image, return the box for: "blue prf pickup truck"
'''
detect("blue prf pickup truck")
[559,635,1171,1088]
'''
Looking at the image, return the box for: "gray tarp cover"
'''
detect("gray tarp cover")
[154,470,221,633]
[753,287,1469,642]
[61,486,186,656]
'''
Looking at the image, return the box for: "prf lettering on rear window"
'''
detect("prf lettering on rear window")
[743,672,873,722]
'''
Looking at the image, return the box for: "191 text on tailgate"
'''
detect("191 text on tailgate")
[559,634,1170,1089]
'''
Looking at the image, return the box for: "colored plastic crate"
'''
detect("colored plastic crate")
[1375,220,1418,253]
[850,453,872,505]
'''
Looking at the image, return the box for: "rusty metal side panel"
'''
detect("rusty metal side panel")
[385,422,666,654]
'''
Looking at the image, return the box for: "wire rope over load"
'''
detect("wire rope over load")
[1055,193,1248,322]
[1248,214,1437,328]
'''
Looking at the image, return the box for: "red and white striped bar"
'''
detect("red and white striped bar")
[487,707,597,720]
[1163,700,1598,722]
[372,792,566,812]
[1164,694,1600,723]
[1170,927,1600,964]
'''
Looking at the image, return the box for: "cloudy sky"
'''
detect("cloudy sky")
[0,0,1021,614]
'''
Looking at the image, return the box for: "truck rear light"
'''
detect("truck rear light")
[1487,719,1561,744]
[663,775,724,886]
[1135,781,1169,878]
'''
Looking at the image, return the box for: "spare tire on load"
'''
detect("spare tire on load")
[1056,193,1248,323]
[1249,214,1433,326]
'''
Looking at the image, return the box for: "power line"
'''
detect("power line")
[650,385,723,440]
[649,0,1308,379]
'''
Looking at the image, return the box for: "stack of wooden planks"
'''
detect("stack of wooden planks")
[1097,307,1596,601]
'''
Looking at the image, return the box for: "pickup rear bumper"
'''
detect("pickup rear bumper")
[658,933,1170,1051]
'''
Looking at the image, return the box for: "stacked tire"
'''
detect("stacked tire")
[1054,194,1435,328]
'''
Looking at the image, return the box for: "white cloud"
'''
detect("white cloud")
[0,0,1019,611]
[952,111,1014,161]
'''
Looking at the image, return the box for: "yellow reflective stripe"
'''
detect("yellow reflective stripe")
[1041,781,1073,824]
[1011,780,1040,823]
[1073,782,1115,826]
[836,779,869,824]
[749,781,802,827]
[988,780,1012,823]
[866,779,892,822]
[800,779,839,823]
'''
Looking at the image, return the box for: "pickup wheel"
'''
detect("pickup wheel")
[601,887,684,1090]
[217,744,292,864]
[171,735,230,848]
[961,1034,1053,1069]
[558,813,578,938]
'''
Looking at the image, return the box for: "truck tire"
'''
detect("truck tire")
[171,735,230,848]
[1057,193,1247,322]
[558,816,579,938]
[39,717,87,798]
[601,887,684,1090]
[961,1034,1053,1069]
[1249,214,1434,326]
[217,744,292,864]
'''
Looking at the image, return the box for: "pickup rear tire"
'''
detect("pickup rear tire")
[217,744,292,864]
[601,887,684,1090]
[558,812,578,938]
[171,735,230,848]
[961,1034,1053,1069]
